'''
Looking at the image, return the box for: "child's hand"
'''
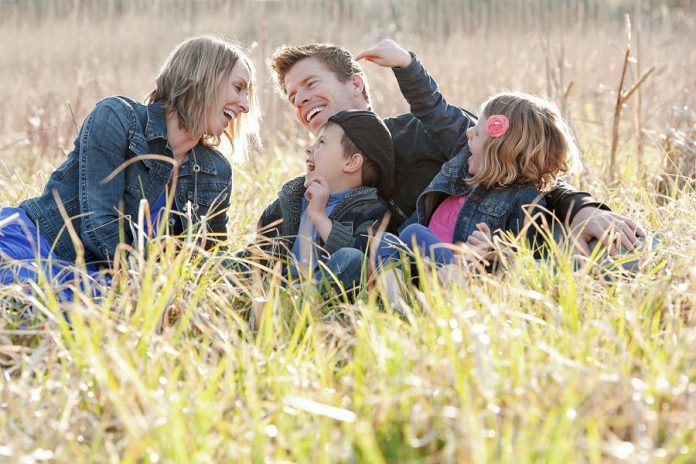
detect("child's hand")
[355,39,412,69]
[465,223,495,259]
[306,177,331,217]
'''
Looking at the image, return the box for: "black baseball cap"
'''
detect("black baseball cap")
[327,110,395,198]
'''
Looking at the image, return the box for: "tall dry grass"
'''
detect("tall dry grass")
[1,1,695,462]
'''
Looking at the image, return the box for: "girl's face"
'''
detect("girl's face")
[207,60,251,136]
[465,115,489,175]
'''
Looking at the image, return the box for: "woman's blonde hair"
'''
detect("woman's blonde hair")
[148,35,261,158]
[467,91,581,191]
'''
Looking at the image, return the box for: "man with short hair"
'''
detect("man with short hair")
[270,43,643,266]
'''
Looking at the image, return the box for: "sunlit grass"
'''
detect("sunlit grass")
[1,2,696,462]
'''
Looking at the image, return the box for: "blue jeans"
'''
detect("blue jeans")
[0,207,106,303]
[313,248,365,295]
[377,223,454,266]
[229,247,365,296]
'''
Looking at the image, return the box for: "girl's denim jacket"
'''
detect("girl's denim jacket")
[20,96,232,266]
[394,54,546,243]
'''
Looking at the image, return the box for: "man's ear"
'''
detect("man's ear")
[343,153,364,174]
[351,74,365,98]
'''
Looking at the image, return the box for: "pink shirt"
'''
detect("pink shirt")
[427,194,468,243]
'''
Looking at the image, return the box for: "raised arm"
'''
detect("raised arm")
[357,40,475,161]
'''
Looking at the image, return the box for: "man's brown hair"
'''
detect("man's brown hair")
[270,43,371,106]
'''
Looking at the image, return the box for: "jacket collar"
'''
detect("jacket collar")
[145,101,168,142]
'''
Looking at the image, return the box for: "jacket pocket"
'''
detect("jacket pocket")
[476,198,507,230]
[48,195,80,216]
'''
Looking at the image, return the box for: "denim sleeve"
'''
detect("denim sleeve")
[506,189,548,245]
[205,173,232,246]
[392,52,477,161]
[77,98,134,262]
[544,179,610,223]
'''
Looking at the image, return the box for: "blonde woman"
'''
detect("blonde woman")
[0,35,260,293]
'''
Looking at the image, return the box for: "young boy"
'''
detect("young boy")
[252,109,393,291]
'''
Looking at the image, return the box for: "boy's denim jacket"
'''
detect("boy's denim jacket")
[254,176,388,261]
[20,96,232,266]
[394,54,546,243]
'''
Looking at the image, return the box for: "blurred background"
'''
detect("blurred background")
[0,0,694,204]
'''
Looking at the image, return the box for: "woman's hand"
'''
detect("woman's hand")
[355,39,412,68]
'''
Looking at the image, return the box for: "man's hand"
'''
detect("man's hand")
[570,206,646,256]
[355,39,412,68]
[306,177,333,241]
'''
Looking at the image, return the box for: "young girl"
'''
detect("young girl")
[0,35,260,300]
[356,40,580,270]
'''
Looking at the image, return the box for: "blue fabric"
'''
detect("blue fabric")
[0,208,104,302]
[377,223,454,267]
[313,247,364,295]
[18,96,232,265]
[144,192,168,237]
[289,188,353,274]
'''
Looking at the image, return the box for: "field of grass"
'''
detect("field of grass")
[1,1,695,462]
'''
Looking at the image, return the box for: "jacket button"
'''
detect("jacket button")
[192,164,201,173]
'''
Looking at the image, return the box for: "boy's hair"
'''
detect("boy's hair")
[270,43,372,106]
[147,35,261,156]
[328,121,381,188]
[468,91,581,191]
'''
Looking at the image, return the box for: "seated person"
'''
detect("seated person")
[246,110,392,293]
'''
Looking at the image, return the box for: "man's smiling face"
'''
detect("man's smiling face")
[283,57,367,134]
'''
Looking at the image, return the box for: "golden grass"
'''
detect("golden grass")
[1,2,695,462]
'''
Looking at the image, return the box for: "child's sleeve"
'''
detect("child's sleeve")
[321,202,389,255]
[506,190,548,249]
[392,52,477,161]
[257,199,283,239]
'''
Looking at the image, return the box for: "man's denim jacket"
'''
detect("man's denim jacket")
[394,54,546,243]
[20,97,232,266]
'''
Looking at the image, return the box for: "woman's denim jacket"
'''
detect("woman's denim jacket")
[20,96,232,266]
[394,54,546,243]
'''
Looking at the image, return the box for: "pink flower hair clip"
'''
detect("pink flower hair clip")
[486,115,509,138]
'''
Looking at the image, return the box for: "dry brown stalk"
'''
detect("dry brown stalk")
[608,14,655,184]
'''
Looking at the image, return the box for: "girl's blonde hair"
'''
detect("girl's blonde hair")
[148,35,261,158]
[467,91,580,191]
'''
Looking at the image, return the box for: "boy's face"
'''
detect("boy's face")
[284,57,367,134]
[305,124,351,191]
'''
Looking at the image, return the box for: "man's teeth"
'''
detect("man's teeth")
[306,106,325,123]
[223,109,236,120]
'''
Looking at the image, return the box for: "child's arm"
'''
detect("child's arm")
[357,39,475,160]
[306,177,333,241]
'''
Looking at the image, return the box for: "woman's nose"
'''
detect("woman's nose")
[239,94,249,113]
